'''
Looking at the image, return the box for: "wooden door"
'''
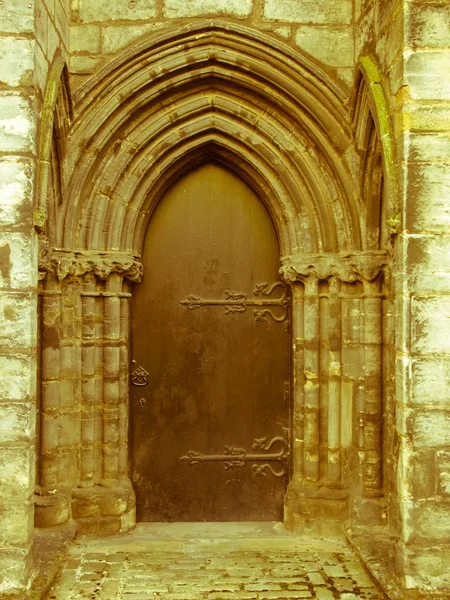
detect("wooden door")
[131,163,290,521]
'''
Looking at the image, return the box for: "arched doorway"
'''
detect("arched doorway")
[36,24,391,537]
[130,163,291,521]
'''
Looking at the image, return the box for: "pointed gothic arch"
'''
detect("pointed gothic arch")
[60,21,363,255]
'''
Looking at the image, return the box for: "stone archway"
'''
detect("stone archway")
[37,23,391,535]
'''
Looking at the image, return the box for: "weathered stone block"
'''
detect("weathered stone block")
[406,162,450,233]
[405,235,450,293]
[406,51,450,101]
[0,445,34,498]
[412,357,450,406]
[59,345,74,378]
[0,546,33,598]
[394,293,410,355]
[412,502,450,543]
[376,0,402,31]
[377,5,403,70]
[355,4,375,57]
[0,499,33,546]
[75,0,157,22]
[0,403,34,444]
[70,24,101,53]
[409,3,450,49]
[0,0,34,33]
[0,294,37,348]
[165,0,253,18]
[40,413,59,453]
[0,37,34,88]
[411,449,437,499]
[285,482,349,536]
[47,18,61,63]
[264,0,351,24]
[396,539,450,591]
[70,54,104,75]
[0,233,36,289]
[34,40,49,96]
[0,158,33,228]
[72,481,136,535]
[59,411,79,447]
[403,101,450,133]
[295,26,353,68]
[35,493,70,527]
[101,23,159,54]
[0,93,34,152]
[0,354,35,402]
[414,411,450,448]
[57,451,79,484]
[408,547,450,590]
[385,51,404,95]
[55,0,69,48]
[405,132,450,163]
[76,515,122,536]
[41,380,61,411]
[437,451,450,497]
[411,295,450,355]
[395,356,410,415]
[34,0,48,55]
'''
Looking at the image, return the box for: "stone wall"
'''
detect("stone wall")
[69,0,354,90]
[1,0,450,596]
[0,2,37,597]
[355,0,450,593]
[394,0,450,591]
[35,0,69,97]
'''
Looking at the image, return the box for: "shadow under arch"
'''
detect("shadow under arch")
[61,21,364,256]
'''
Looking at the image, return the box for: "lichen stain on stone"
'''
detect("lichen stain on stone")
[0,244,12,282]
[3,305,18,321]
[19,70,33,88]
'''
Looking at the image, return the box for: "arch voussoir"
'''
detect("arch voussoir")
[60,22,363,255]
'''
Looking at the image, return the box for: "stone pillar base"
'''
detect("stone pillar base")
[284,481,349,537]
[72,478,136,536]
[350,492,386,527]
[35,489,71,528]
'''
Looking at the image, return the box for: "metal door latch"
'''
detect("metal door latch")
[131,363,149,386]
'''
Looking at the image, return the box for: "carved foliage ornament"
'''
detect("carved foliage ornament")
[39,246,143,282]
[280,252,389,284]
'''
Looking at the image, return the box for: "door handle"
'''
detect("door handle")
[131,363,149,386]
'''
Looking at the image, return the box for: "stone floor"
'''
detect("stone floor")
[44,523,388,600]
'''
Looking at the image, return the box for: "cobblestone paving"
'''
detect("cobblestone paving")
[44,523,388,600]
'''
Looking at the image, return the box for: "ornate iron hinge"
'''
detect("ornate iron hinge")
[180,282,289,324]
[180,435,289,478]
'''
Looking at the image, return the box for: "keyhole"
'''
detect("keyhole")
[139,398,146,408]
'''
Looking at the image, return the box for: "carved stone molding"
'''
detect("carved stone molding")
[39,247,143,282]
[280,252,389,284]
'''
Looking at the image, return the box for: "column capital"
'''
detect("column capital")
[280,252,388,284]
[39,247,143,283]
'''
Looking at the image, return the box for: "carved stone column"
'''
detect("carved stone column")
[303,276,320,481]
[38,249,142,535]
[281,252,388,535]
